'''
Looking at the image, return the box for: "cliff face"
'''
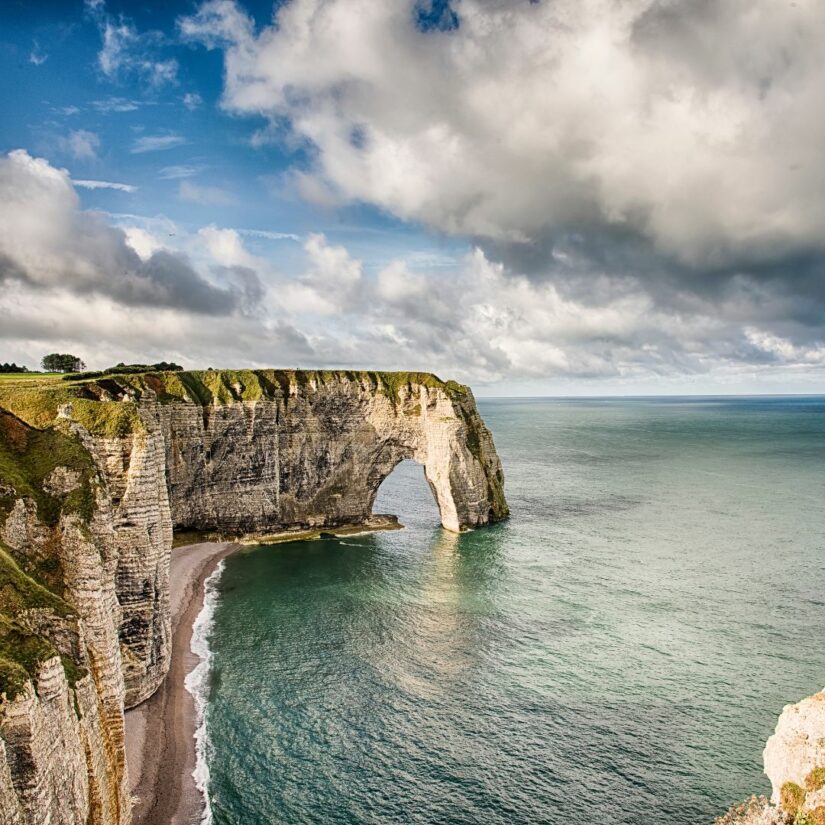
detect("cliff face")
[762,689,825,822]
[0,369,508,824]
[0,410,128,825]
[715,690,825,824]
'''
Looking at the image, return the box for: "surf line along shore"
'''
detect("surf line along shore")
[123,517,403,825]
[124,541,236,825]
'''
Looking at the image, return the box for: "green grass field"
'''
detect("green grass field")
[0,373,63,383]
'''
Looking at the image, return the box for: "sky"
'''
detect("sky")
[2,0,825,395]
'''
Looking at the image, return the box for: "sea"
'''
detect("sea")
[189,397,825,824]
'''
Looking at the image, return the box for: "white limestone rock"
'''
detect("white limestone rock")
[763,688,825,815]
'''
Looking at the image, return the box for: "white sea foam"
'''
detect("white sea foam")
[184,559,225,825]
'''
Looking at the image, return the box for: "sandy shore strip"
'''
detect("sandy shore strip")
[125,542,237,825]
[123,518,401,825]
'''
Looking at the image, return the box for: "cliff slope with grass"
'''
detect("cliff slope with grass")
[0,369,508,824]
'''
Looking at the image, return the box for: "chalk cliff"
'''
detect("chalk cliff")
[715,689,825,825]
[761,689,825,822]
[0,369,508,824]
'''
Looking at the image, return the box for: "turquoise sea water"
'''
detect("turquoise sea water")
[200,397,825,824]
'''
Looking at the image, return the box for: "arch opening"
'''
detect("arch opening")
[372,459,442,530]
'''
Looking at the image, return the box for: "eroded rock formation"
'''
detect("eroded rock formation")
[762,689,825,822]
[0,370,508,824]
[715,689,825,824]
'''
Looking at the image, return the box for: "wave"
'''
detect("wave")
[184,558,226,825]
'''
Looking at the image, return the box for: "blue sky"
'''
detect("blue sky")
[2,0,825,395]
[0,0,462,275]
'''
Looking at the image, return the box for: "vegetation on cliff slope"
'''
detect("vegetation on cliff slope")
[778,773,825,824]
[719,778,825,825]
[0,409,97,529]
[0,545,81,700]
[0,410,93,700]
[0,369,471,430]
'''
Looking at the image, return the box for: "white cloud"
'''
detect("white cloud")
[87,0,178,88]
[158,165,200,179]
[73,179,137,193]
[376,260,425,304]
[124,227,163,260]
[0,150,256,315]
[131,134,186,153]
[0,279,315,373]
[97,18,135,76]
[29,41,47,66]
[744,329,825,366]
[92,97,140,113]
[197,225,260,269]
[237,228,300,242]
[144,59,178,86]
[59,130,100,161]
[183,92,203,110]
[281,233,363,316]
[178,180,236,205]
[180,0,825,267]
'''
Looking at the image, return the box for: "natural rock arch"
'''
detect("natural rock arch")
[146,372,508,535]
[0,369,508,824]
[369,458,443,524]
[1,370,507,705]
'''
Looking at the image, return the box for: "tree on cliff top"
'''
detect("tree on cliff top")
[41,353,85,373]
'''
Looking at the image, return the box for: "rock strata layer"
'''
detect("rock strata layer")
[0,369,508,824]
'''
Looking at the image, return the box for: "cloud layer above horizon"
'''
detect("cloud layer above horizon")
[3,0,825,392]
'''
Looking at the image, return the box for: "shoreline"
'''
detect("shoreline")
[125,541,237,825]
[123,517,403,825]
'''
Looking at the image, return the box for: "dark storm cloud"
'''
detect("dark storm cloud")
[0,150,261,316]
[478,221,825,352]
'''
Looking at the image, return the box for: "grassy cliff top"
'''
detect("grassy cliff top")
[0,369,471,433]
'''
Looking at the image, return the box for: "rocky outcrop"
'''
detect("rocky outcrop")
[0,369,507,824]
[762,689,825,822]
[714,796,789,825]
[154,371,505,533]
[715,689,825,824]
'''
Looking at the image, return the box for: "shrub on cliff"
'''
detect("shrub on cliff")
[63,361,184,381]
[105,361,183,373]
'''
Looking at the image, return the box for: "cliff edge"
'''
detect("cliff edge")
[761,689,825,823]
[0,369,507,824]
[716,689,825,825]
